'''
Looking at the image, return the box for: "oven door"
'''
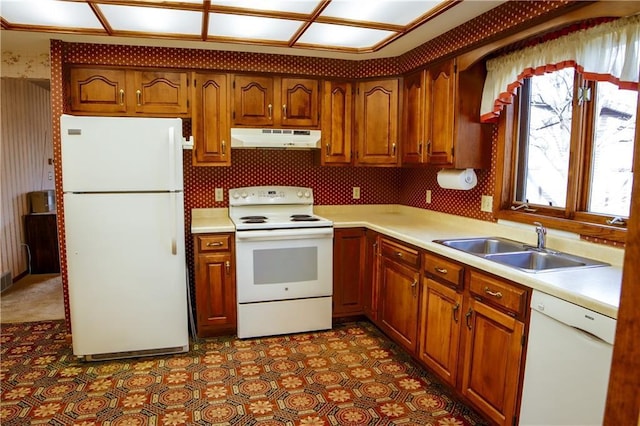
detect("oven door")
[235,227,333,304]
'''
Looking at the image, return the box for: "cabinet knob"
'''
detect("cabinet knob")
[392,142,397,156]
[395,251,403,258]
[225,260,230,273]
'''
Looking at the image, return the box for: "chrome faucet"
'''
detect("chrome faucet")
[533,222,546,249]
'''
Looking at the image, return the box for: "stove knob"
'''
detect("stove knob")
[304,191,311,198]
[232,191,239,199]
[297,191,303,198]
[241,191,248,199]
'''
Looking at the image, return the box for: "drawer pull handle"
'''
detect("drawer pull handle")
[434,267,448,274]
[465,308,473,330]
[484,287,503,298]
[326,143,330,156]
[136,89,141,106]
[119,89,125,105]
[411,279,417,297]
[452,303,460,323]
[268,103,273,120]
[395,251,403,258]
[206,241,224,247]
[282,104,287,119]
[221,140,226,155]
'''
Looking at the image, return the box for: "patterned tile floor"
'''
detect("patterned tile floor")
[0,320,488,425]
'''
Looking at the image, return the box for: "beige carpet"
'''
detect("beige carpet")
[0,273,65,323]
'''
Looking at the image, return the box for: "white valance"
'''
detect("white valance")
[480,14,640,123]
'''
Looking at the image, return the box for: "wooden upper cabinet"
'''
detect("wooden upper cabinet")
[425,59,456,166]
[281,77,319,127]
[132,71,189,115]
[402,71,426,164]
[321,80,353,165]
[192,72,230,166]
[232,75,274,126]
[70,68,128,114]
[232,75,319,128]
[69,67,189,116]
[401,58,490,168]
[355,79,399,166]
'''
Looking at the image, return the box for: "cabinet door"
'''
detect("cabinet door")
[355,79,399,165]
[425,59,455,166]
[132,71,189,115]
[192,73,230,166]
[70,68,128,114]
[321,81,352,165]
[379,256,420,353]
[402,71,426,164]
[281,77,319,127]
[333,228,366,316]
[419,278,462,386]
[195,251,236,337]
[461,298,524,426]
[233,75,274,126]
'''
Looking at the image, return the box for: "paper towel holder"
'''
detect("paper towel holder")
[436,168,478,190]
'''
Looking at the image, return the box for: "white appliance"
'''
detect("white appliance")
[229,186,333,339]
[231,128,321,149]
[60,114,189,361]
[519,290,616,425]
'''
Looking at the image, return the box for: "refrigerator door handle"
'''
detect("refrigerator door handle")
[170,192,178,255]
[168,127,177,190]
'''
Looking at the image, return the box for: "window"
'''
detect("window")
[498,67,637,241]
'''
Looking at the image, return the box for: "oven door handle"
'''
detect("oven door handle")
[236,227,334,241]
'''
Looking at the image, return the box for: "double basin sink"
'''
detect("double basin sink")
[434,237,609,273]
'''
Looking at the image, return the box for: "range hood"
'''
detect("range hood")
[231,128,321,149]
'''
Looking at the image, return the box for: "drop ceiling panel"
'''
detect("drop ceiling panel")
[320,0,445,26]
[0,0,103,29]
[211,0,320,15]
[298,22,395,49]
[99,4,202,35]
[209,13,303,41]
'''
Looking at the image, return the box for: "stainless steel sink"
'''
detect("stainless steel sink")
[434,237,609,273]
[435,237,527,254]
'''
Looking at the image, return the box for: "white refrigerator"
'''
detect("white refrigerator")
[60,114,189,361]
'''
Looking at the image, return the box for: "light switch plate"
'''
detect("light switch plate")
[426,190,432,204]
[353,187,361,200]
[215,188,224,202]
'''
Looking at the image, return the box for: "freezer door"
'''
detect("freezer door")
[60,115,183,192]
[64,192,188,357]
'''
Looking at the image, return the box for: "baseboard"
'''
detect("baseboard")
[1,271,12,293]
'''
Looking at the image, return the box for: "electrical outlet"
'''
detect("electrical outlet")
[481,195,493,212]
[426,190,432,204]
[215,188,224,202]
[352,187,361,200]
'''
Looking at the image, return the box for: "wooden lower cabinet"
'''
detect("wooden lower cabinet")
[193,234,236,337]
[418,278,462,387]
[362,230,380,320]
[377,238,421,353]
[333,228,366,316]
[461,298,525,426]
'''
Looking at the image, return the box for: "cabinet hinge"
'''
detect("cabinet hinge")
[232,80,235,89]
[454,64,457,74]
[187,100,189,108]
[451,147,455,157]
[521,334,526,346]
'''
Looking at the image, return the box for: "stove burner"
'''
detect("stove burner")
[291,214,312,219]
[243,219,267,224]
[240,216,268,220]
[291,217,320,222]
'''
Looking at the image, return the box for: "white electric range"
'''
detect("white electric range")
[229,186,334,339]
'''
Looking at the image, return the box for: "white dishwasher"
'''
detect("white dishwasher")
[519,290,616,426]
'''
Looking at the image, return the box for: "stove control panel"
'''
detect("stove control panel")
[229,186,314,205]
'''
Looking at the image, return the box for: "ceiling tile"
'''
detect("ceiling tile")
[297,22,395,49]
[321,0,446,26]
[98,4,202,35]
[211,0,320,15]
[209,13,302,41]
[0,0,103,29]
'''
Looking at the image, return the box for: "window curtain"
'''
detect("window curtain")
[480,14,640,123]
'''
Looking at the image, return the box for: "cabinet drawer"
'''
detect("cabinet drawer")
[380,238,420,268]
[423,252,464,290]
[196,234,231,252]
[469,271,527,317]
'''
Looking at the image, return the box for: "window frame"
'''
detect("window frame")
[494,69,634,244]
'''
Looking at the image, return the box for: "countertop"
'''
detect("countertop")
[191,205,624,319]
